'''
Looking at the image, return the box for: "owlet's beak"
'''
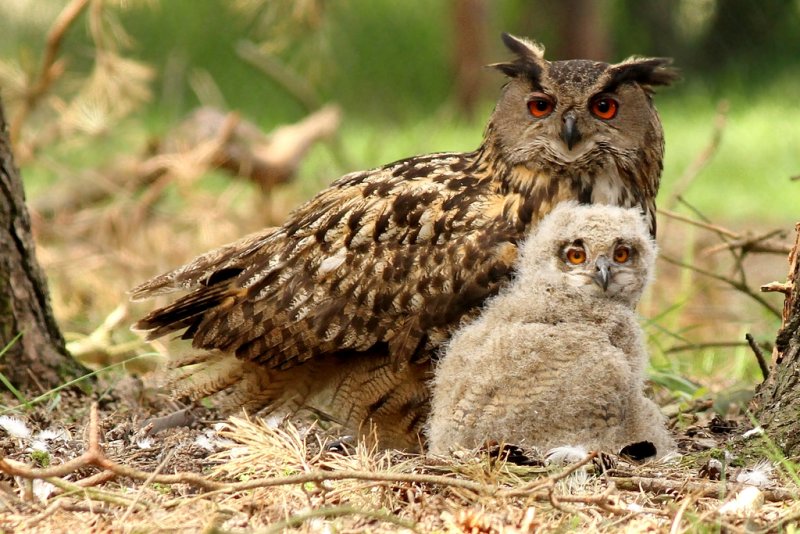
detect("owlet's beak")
[592,255,611,291]
[560,111,581,150]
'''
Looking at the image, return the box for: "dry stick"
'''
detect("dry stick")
[704,228,790,256]
[74,471,116,488]
[665,341,749,354]
[24,500,69,529]
[498,451,599,498]
[745,333,770,381]
[677,196,755,284]
[576,483,636,517]
[659,209,738,239]
[668,494,695,534]
[0,405,226,491]
[24,500,112,529]
[118,448,176,524]
[659,254,781,319]
[664,100,729,210]
[547,487,579,515]
[44,476,143,509]
[9,0,91,145]
[204,468,489,495]
[133,112,241,220]
[1,405,487,497]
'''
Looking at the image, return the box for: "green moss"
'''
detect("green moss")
[151,483,172,495]
[30,450,50,468]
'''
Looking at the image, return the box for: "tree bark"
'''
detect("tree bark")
[753,222,800,456]
[0,99,84,393]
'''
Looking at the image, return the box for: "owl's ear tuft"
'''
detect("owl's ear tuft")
[605,57,680,92]
[489,33,546,83]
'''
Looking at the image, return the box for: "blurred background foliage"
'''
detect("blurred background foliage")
[1,0,797,219]
[0,0,797,401]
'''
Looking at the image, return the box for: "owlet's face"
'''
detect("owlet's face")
[519,202,656,308]
[556,233,650,306]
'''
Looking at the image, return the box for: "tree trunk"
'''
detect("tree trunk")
[753,222,800,456]
[556,0,611,61]
[0,100,84,393]
[451,0,487,118]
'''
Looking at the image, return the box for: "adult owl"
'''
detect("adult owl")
[427,202,673,457]
[131,34,677,449]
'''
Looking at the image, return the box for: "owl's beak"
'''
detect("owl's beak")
[593,256,611,291]
[560,112,581,150]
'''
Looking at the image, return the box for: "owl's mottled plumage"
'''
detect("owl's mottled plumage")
[427,202,674,456]
[131,34,677,449]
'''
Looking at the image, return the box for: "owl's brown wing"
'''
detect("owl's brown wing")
[132,153,520,369]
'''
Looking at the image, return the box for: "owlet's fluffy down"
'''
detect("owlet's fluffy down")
[427,202,673,457]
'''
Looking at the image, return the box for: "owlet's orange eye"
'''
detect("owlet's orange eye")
[566,248,587,265]
[613,245,631,263]
[527,93,554,118]
[590,97,619,120]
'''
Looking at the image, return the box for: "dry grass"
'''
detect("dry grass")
[1,406,799,533]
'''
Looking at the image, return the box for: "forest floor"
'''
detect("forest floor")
[1,383,799,533]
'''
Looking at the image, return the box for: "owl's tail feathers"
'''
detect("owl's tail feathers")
[129,227,279,301]
[132,282,244,342]
[166,351,305,416]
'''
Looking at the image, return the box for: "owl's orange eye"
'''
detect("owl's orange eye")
[527,94,554,118]
[565,248,587,265]
[613,245,631,263]
[590,97,619,120]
